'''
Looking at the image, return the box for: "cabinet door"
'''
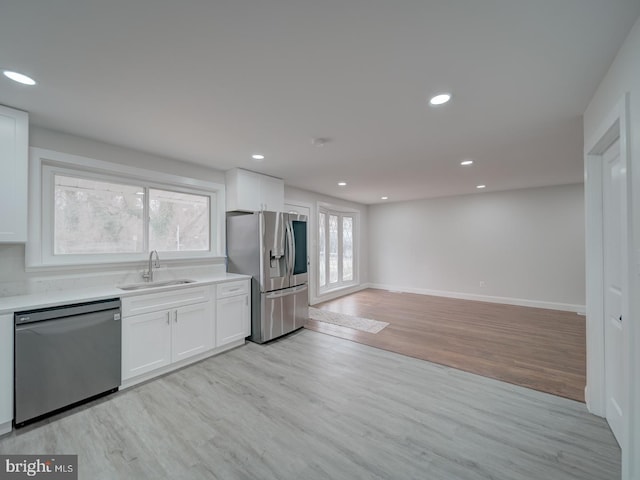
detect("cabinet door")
[226,168,284,212]
[0,105,28,243]
[172,301,213,362]
[260,175,284,212]
[0,314,13,430]
[226,169,262,211]
[122,310,172,380]
[216,294,250,347]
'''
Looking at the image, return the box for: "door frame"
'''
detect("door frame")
[584,92,635,477]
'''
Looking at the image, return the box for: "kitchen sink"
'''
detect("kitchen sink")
[118,279,196,291]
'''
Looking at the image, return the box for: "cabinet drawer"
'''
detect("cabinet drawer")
[123,286,210,316]
[217,280,249,299]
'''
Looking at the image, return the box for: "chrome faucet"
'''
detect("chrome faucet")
[142,250,160,282]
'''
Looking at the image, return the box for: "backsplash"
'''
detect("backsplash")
[0,244,226,297]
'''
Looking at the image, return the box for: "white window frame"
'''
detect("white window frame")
[317,202,359,295]
[27,148,225,268]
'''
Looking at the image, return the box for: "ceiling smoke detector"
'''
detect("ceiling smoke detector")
[311,138,330,147]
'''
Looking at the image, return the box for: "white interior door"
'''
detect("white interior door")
[603,138,625,446]
[285,202,311,304]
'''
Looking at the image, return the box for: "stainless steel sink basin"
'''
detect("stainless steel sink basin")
[118,279,196,291]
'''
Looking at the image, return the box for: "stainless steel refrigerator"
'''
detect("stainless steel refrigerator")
[226,211,308,343]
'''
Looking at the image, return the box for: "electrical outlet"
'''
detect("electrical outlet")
[479,281,486,288]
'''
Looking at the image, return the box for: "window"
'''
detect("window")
[29,148,223,268]
[148,189,210,252]
[54,175,144,254]
[318,206,357,293]
[53,176,211,255]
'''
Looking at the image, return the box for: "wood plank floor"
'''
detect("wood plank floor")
[308,289,586,402]
[0,330,617,480]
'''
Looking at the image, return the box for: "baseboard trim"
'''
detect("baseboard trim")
[367,283,586,314]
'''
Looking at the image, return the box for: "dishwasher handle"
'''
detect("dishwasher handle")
[15,298,121,325]
[15,309,121,334]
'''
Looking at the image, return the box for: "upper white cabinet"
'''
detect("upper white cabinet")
[225,168,284,212]
[0,105,28,243]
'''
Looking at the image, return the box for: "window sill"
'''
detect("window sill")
[25,255,226,274]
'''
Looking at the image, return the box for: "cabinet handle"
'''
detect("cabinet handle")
[167,311,170,325]
[245,296,249,306]
[175,310,178,323]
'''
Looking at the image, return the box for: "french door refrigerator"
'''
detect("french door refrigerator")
[226,211,308,343]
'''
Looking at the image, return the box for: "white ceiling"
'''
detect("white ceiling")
[1,1,639,205]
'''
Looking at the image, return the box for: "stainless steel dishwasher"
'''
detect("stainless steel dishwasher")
[14,298,121,427]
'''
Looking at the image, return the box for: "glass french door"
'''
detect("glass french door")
[318,208,355,293]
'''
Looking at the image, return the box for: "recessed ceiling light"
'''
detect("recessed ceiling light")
[460,160,474,166]
[3,70,36,86]
[476,184,486,189]
[251,154,265,161]
[338,182,347,187]
[429,93,451,106]
[381,196,388,200]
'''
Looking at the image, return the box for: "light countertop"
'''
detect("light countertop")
[0,272,250,315]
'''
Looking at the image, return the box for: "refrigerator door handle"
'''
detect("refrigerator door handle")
[265,284,308,299]
[286,220,295,277]
[291,284,307,294]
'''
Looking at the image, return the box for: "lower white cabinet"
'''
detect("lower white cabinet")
[121,280,250,385]
[122,310,172,379]
[121,287,213,382]
[216,280,251,346]
[0,314,13,434]
[216,294,250,346]
[172,302,213,362]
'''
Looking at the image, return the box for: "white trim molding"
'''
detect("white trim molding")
[27,148,226,268]
[316,201,360,300]
[367,283,585,313]
[584,94,631,417]
[584,92,635,478]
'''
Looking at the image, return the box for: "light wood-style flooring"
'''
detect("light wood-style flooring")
[0,330,617,479]
[308,289,586,402]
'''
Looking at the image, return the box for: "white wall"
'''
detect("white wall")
[30,126,225,184]
[284,186,369,305]
[0,127,227,296]
[368,184,585,311]
[583,17,640,479]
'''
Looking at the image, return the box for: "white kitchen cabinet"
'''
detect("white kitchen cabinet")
[0,314,13,435]
[172,302,213,362]
[122,310,172,379]
[121,287,213,381]
[225,168,284,212]
[216,280,250,346]
[0,105,29,243]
